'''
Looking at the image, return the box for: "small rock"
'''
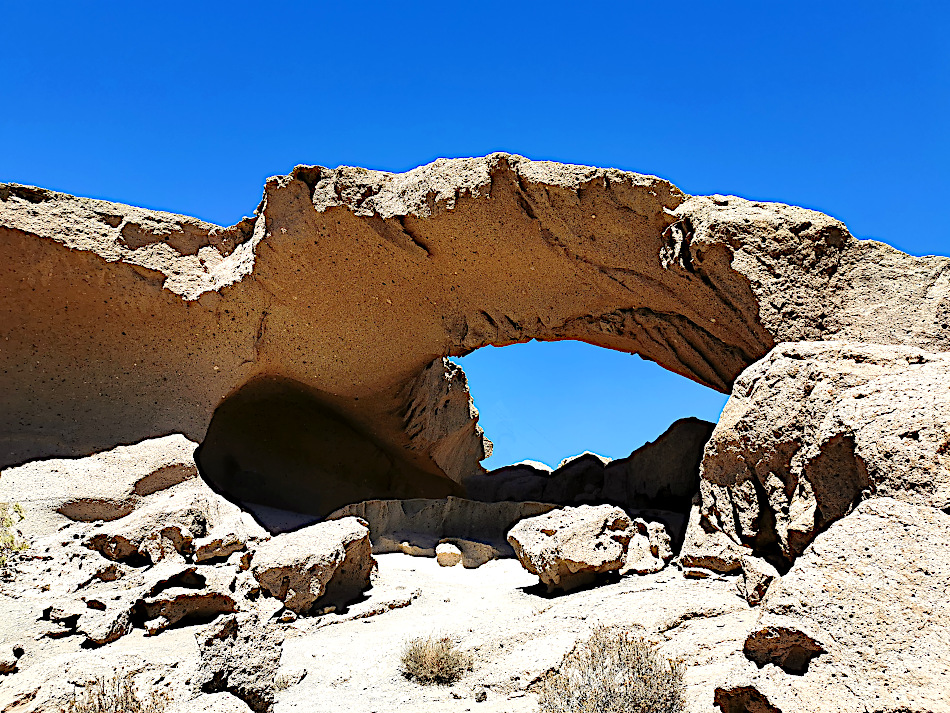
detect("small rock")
[738,555,780,606]
[475,690,487,702]
[436,542,462,567]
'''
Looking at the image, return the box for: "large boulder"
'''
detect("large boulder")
[700,341,950,563]
[4,155,949,512]
[508,504,638,591]
[716,498,950,712]
[250,517,374,614]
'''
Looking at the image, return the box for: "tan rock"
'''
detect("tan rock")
[507,505,634,592]
[738,555,780,607]
[251,517,374,614]
[700,342,950,563]
[327,497,558,564]
[435,542,462,567]
[5,156,948,514]
[195,613,284,713]
[719,498,950,712]
[677,502,748,574]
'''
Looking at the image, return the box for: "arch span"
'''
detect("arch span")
[2,154,947,504]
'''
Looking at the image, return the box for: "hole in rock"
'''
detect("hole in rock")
[195,375,458,531]
[458,341,727,545]
[457,340,728,473]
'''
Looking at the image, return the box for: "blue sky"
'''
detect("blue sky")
[2,2,947,468]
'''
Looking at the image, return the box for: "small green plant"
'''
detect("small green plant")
[537,626,686,713]
[399,635,473,685]
[0,502,28,567]
[65,672,170,713]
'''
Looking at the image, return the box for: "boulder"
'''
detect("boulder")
[327,497,558,564]
[5,155,949,511]
[507,505,635,592]
[435,542,462,567]
[718,498,950,712]
[251,517,374,614]
[677,502,748,574]
[737,555,780,607]
[195,613,285,713]
[700,342,950,564]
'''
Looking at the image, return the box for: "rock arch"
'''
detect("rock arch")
[2,154,948,510]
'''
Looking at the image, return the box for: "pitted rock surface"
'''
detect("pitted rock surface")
[700,341,950,563]
[4,155,949,516]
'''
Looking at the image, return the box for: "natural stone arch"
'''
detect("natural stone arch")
[1,154,947,503]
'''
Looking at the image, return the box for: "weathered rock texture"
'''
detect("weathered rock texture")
[4,155,949,514]
[327,497,558,566]
[717,498,950,712]
[700,341,950,564]
[466,417,714,522]
[250,517,375,614]
[507,504,666,591]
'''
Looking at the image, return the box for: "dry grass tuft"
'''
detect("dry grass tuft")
[0,502,28,567]
[399,635,473,685]
[538,626,686,713]
[65,672,170,713]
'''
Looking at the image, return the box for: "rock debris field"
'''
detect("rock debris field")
[1,154,949,712]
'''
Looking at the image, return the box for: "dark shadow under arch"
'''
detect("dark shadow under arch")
[195,375,458,525]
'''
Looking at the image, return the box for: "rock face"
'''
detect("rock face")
[717,498,950,712]
[4,155,949,514]
[700,341,950,564]
[251,517,375,614]
[508,505,648,591]
[466,418,714,524]
[327,497,558,566]
[194,613,285,713]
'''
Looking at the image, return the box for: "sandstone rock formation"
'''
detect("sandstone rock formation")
[4,155,949,516]
[506,504,671,591]
[250,517,375,614]
[716,498,950,712]
[465,417,713,533]
[327,497,558,566]
[700,341,950,564]
[194,613,285,713]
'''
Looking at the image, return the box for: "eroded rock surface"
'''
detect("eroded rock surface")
[508,505,640,591]
[251,518,375,614]
[327,497,558,566]
[716,498,950,712]
[700,341,950,563]
[4,155,949,513]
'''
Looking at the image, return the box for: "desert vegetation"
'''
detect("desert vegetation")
[65,672,170,713]
[399,635,473,685]
[0,502,27,567]
[537,626,686,713]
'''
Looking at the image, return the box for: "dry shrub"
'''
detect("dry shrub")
[538,626,686,713]
[0,502,28,567]
[65,672,170,713]
[399,635,473,685]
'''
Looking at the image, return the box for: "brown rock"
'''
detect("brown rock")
[251,517,375,614]
[700,342,950,563]
[5,156,948,514]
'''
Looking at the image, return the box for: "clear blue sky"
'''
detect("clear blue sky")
[2,2,947,468]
